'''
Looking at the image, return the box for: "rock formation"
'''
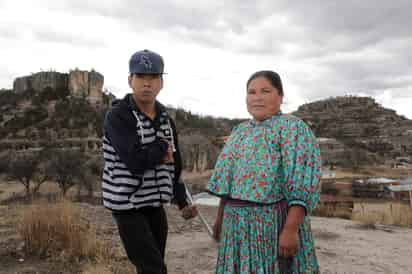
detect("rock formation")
[293,96,412,166]
[13,69,103,105]
[4,73,412,172]
[68,70,103,105]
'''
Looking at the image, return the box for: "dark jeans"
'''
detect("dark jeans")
[112,206,168,274]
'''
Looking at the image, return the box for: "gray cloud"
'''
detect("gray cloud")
[0,27,20,40]
[32,28,107,48]
[34,1,412,56]
[65,0,224,31]
[2,0,411,116]
[239,1,412,104]
[59,0,290,53]
[282,1,412,40]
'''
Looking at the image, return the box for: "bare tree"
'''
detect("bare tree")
[47,149,86,197]
[0,151,11,174]
[7,152,48,198]
[79,155,103,198]
[76,170,95,200]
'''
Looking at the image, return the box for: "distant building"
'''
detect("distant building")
[353,177,399,198]
[385,183,412,206]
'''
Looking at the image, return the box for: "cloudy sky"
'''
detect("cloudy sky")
[1,0,412,119]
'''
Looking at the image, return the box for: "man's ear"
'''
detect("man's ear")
[160,77,164,90]
[128,75,133,88]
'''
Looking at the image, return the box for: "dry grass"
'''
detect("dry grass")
[363,165,412,178]
[331,166,412,179]
[313,203,353,219]
[82,264,113,274]
[352,201,412,228]
[81,262,138,274]
[314,200,412,228]
[17,200,111,261]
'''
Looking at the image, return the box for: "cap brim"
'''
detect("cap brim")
[130,72,167,75]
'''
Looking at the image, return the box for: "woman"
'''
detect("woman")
[207,70,322,274]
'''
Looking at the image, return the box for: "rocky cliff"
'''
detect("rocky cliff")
[293,96,412,167]
[1,71,233,172]
[1,69,109,157]
[3,71,412,172]
[13,69,103,105]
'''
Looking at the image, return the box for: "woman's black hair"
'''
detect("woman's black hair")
[246,70,284,96]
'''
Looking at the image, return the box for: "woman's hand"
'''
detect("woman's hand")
[278,226,299,258]
[278,205,305,258]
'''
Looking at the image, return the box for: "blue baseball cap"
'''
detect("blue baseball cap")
[129,49,165,74]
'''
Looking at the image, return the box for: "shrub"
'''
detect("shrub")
[18,200,110,261]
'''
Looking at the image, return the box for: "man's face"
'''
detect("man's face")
[128,73,163,105]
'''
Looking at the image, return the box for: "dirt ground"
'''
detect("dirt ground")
[167,206,412,274]
[1,201,412,274]
[1,175,412,274]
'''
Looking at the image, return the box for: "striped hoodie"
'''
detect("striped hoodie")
[102,94,189,211]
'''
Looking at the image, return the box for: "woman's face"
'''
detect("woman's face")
[246,76,283,122]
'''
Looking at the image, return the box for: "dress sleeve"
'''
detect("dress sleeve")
[280,119,322,214]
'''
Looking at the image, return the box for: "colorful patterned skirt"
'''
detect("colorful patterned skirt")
[216,200,319,274]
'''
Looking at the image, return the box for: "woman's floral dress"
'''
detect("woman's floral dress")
[207,113,322,274]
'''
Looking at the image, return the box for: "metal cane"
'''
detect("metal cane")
[168,119,216,241]
[184,185,216,241]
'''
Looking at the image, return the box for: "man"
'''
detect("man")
[102,49,197,274]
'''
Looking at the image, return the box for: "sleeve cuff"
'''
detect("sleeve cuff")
[288,199,308,214]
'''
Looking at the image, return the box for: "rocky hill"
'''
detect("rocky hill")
[0,70,238,172]
[0,69,109,153]
[293,96,412,167]
[2,71,412,171]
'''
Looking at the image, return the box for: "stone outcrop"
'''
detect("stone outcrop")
[12,76,32,94]
[68,70,103,104]
[12,70,103,105]
[31,72,68,93]
[293,96,412,165]
[87,71,104,104]
[68,70,88,97]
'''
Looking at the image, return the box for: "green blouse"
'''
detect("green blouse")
[207,113,322,213]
